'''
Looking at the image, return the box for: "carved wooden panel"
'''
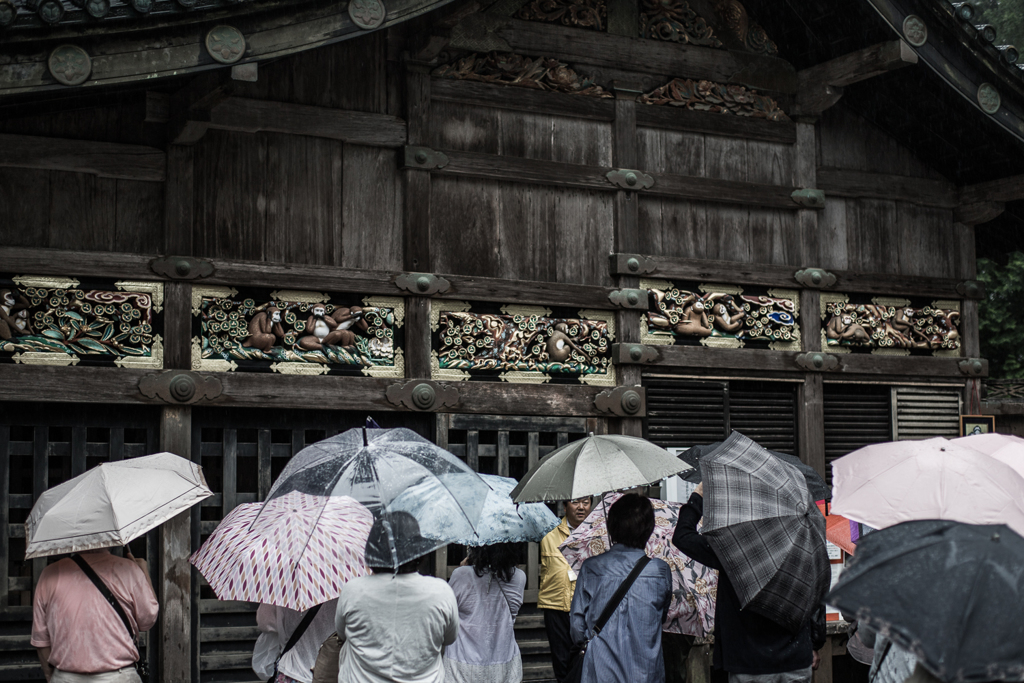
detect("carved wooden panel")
[0,274,163,369]
[432,52,613,98]
[515,0,607,31]
[431,302,615,385]
[820,294,961,356]
[640,0,722,47]
[191,286,404,376]
[639,78,790,121]
[642,279,800,350]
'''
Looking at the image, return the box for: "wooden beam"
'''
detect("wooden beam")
[0,246,630,310]
[0,133,165,182]
[610,253,970,299]
[795,40,917,115]
[429,149,808,210]
[960,174,1024,205]
[954,201,1005,225]
[816,167,957,208]
[196,97,408,148]
[635,104,796,144]
[2,365,618,416]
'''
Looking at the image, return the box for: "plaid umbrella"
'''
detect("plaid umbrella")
[678,442,831,502]
[559,492,717,637]
[701,431,831,631]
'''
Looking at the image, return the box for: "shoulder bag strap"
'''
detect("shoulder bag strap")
[70,554,135,640]
[592,555,651,637]
[281,603,323,658]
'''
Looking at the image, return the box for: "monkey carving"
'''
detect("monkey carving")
[242,306,285,352]
[886,306,929,349]
[328,306,368,348]
[0,289,32,341]
[673,297,714,338]
[709,296,746,335]
[826,313,871,345]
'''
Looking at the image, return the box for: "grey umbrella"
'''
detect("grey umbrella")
[678,441,831,502]
[701,431,831,631]
[510,434,692,503]
[827,520,1024,683]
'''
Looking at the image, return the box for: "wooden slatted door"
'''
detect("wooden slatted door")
[434,414,604,683]
[0,404,161,683]
[892,387,962,440]
[823,384,893,486]
[190,409,432,683]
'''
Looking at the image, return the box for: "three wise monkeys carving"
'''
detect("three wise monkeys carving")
[0,288,33,340]
[242,304,368,353]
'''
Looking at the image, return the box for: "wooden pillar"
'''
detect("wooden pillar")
[404,61,433,379]
[813,638,834,683]
[612,81,642,437]
[162,143,196,683]
[794,120,826,475]
[955,222,981,412]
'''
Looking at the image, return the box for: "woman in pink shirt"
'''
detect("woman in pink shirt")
[31,547,159,683]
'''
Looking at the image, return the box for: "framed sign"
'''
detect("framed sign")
[960,414,996,436]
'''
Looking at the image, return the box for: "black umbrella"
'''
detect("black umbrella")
[678,440,831,502]
[827,520,1024,683]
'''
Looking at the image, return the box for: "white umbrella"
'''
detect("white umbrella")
[510,434,692,503]
[25,452,213,558]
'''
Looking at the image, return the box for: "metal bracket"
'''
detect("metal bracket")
[385,380,459,411]
[595,386,646,417]
[794,268,837,289]
[403,145,449,170]
[395,272,451,295]
[956,280,986,299]
[795,352,840,372]
[139,371,223,404]
[150,256,215,280]
[791,189,826,209]
[606,169,654,190]
[608,288,648,310]
[609,253,657,276]
[958,358,988,376]
[611,343,659,364]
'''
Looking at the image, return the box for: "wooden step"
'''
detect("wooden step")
[515,613,546,629]
[522,660,556,682]
[518,638,552,656]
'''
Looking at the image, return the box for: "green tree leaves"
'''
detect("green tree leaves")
[978,252,1024,378]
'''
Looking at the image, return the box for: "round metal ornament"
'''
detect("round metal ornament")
[205,25,246,65]
[902,15,927,47]
[48,45,92,86]
[978,83,1001,114]
[348,0,385,30]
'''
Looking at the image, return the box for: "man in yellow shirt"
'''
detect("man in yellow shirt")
[538,496,591,683]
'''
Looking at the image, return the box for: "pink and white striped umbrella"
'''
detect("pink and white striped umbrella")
[190,491,373,611]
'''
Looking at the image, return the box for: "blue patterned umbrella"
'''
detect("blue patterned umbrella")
[392,474,559,546]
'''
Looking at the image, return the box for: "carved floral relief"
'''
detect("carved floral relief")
[0,275,162,368]
[640,0,722,47]
[639,77,790,121]
[515,0,606,31]
[431,302,615,385]
[821,294,960,355]
[192,286,403,376]
[432,52,613,98]
[642,279,799,350]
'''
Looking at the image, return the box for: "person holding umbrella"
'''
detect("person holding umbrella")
[252,598,338,683]
[334,512,459,683]
[442,543,526,683]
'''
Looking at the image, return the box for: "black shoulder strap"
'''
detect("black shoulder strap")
[70,554,135,640]
[282,603,323,658]
[593,555,651,636]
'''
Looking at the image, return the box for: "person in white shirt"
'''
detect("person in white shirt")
[252,598,338,683]
[443,543,526,683]
[334,513,459,683]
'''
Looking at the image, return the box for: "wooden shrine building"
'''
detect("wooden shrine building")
[3,0,1024,680]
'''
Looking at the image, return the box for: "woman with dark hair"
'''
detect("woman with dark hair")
[442,543,527,683]
[570,494,673,683]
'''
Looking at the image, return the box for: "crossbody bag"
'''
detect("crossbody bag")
[272,603,322,681]
[70,554,150,683]
[563,555,651,683]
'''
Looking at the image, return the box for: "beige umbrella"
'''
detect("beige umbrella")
[25,452,212,559]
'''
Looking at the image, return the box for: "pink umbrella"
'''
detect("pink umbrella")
[190,491,373,610]
[559,492,717,637]
[953,433,1024,478]
[831,437,1024,537]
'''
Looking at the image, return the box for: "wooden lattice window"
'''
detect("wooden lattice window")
[0,404,160,683]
